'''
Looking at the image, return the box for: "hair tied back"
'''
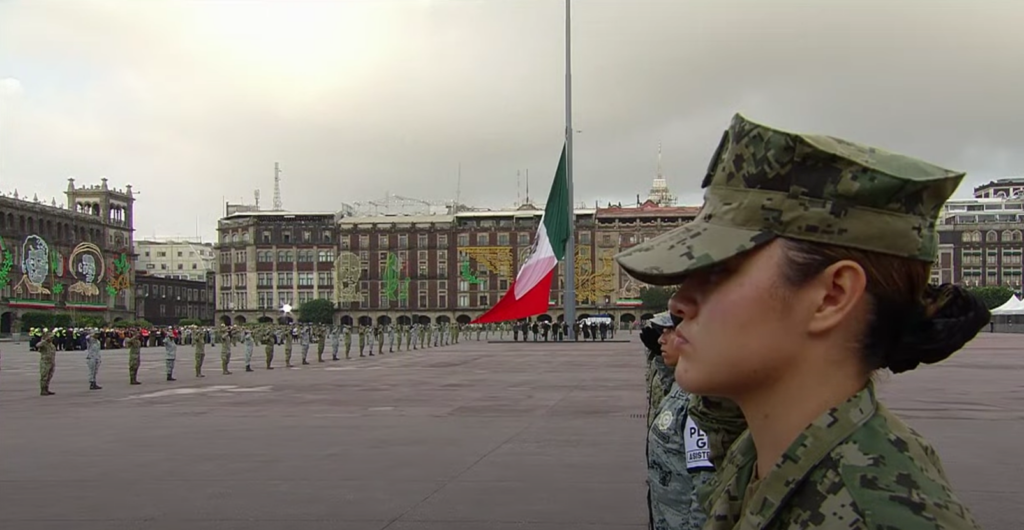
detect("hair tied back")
[883,284,991,374]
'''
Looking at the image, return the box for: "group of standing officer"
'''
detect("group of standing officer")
[27,320,517,395]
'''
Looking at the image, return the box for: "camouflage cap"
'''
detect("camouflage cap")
[616,113,965,286]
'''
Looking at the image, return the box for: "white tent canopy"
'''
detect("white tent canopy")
[990,295,1024,316]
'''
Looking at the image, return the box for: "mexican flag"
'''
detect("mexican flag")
[472,143,571,324]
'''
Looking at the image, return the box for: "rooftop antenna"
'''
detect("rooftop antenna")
[525,169,530,205]
[254,189,261,210]
[455,162,462,213]
[273,162,283,211]
[516,170,521,206]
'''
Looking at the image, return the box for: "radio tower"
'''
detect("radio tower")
[273,162,283,211]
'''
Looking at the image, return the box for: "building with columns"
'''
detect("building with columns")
[0,177,136,335]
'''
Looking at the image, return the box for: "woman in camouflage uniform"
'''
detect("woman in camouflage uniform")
[616,114,989,529]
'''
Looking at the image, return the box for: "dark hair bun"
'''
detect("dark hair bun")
[882,285,991,374]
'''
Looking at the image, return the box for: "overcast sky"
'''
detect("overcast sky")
[2,0,1022,242]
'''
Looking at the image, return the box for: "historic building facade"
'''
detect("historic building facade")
[135,239,216,281]
[135,270,215,326]
[214,201,700,327]
[0,178,136,335]
[933,194,1024,290]
[215,211,339,325]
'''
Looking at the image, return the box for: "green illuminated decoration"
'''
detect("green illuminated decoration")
[107,251,131,297]
[52,283,64,295]
[460,259,483,285]
[0,237,12,289]
[382,252,410,302]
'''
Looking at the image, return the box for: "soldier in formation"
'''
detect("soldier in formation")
[330,327,340,361]
[284,330,294,368]
[126,332,142,385]
[243,329,255,372]
[194,332,206,378]
[165,334,177,381]
[316,327,326,362]
[219,326,232,375]
[85,332,102,390]
[262,328,275,370]
[38,331,56,396]
[343,326,352,359]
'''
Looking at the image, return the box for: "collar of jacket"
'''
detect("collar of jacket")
[712,381,877,529]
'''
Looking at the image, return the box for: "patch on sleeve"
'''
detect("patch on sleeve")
[684,415,714,471]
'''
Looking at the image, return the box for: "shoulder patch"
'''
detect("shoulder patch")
[684,415,714,471]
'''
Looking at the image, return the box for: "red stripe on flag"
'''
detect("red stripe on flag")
[470,269,554,324]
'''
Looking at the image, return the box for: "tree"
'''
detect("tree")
[967,286,1015,310]
[639,285,675,312]
[297,299,335,325]
[179,318,203,327]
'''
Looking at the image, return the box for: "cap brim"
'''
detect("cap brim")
[614,220,775,286]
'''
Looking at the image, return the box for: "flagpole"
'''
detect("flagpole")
[563,0,577,338]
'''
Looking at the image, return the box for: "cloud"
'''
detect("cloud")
[1,0,1022,241]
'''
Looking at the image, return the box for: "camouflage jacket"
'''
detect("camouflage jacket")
[690,383,981,529]
[648,383,715,530]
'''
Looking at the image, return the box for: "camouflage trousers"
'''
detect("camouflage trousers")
[264,345,274,368]
[301,344,310,362]
[195,352,205,376]
[244,344,254,365]
[39,354,55,391]
[128,354,140,381]
[165,358,175,377]
[87,357,100,384]
[220,349,231,372]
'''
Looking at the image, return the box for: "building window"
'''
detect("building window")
[322,230,332,242]
[258,291,274,308]
[277,272,293,287]
[580,232,591,244]
[398,234,408,248]
[986,231,998,243]
[457,234,469,247]
[277,250,293,262]
[262,231,271,243]
[476,234,488,246]
[234,273,246,287]
[418,234,428,247]
[298,291,313,304]
[497,233,510,246]
[379,234,389,248]
[298,272,314,287]
[318,250,335,262]
[257,273,273,287]
[318,272,333,286]
[438,292,447,308]
[298,250,315,263]
[518,233,530,246]
[278,292,293,306]
[457,294,469,308]
[438,234,448,248]
[359,234,369,248]
[499,279,509,291]
[478,294,489,307]
[282,231,292,244]
[340,237,350,250]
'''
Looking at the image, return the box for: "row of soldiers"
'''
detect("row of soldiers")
[31,321,495,395]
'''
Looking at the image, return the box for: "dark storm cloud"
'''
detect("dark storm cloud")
[1,0,1021,240]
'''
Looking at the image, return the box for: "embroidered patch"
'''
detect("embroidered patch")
[655,409,674,431]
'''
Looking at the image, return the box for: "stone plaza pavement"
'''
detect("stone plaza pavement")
[0,333,1019,529]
